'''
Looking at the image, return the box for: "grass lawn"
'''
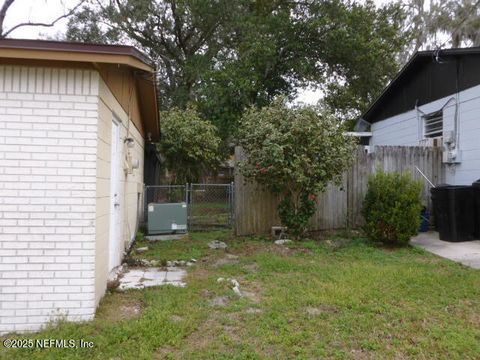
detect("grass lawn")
[1,230,480,359]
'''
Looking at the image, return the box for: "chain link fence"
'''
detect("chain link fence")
[144,183,234,230]
[188,183,234,230]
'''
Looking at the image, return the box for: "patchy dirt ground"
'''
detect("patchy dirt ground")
[96,292,145,322]
[2,230,480,360]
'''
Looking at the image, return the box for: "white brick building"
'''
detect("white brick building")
[0,39,159,334]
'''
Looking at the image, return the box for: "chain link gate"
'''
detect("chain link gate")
[144,183,234,230]
[187,183,234,230]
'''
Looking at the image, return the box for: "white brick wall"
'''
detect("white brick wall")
[0,66,99,334]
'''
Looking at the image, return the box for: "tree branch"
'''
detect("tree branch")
[0,0,16,34]
[1,0,85,38]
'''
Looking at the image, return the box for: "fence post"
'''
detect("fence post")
[230,181,235,228]
[186,183,190,229]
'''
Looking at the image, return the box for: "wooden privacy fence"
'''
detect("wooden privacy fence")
[234,145,444,236]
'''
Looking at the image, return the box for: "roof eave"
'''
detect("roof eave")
[361,47,480,123]
[0,38,153,68]
[361,51,429,123]
[0,47,153,72]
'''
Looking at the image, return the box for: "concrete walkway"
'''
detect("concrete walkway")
[118,267,187,290]
[411,232,480,269]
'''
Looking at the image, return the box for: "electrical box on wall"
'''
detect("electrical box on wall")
[443,149,462,164]
[442,131,461,164]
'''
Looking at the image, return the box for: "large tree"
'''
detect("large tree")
[65,0,407,138]
[65,0,238,110]
[313,0,407,124]
[158,106,222,184]
[400,0,480,61]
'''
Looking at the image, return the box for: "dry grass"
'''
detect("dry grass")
[1,231,479,360]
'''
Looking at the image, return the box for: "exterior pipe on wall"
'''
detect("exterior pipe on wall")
[415,166,436,188]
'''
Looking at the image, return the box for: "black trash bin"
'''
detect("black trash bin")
[472,179,480,239]
[430,185,475,242]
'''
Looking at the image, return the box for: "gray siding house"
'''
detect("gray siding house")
[358,48,480,185]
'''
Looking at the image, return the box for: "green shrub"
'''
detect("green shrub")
[278,194,317,238]
[362,171,423,246]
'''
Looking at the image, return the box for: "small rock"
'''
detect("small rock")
[186,262,193,267]
[190,258,197,263]
[232,286,242,296]
[150,260,160,267]
[178,260,186,266]
[229,278,242,296]
[140,259,151,266]
[136,247,149,253]
[217,277,225,283]
[208,240,228,249]
[274,239,293,245]
[166,261,174,267]
[226,254,239,260]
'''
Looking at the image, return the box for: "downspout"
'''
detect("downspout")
[124,75,139,250]
[454,60,460,152]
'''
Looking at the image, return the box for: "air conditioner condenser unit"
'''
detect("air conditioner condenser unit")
[147,202,188,235]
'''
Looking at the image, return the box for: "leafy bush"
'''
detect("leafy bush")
[278,194,317,236]
[158,106,222,184]
[238,99,357,238]
[362,171,423,246]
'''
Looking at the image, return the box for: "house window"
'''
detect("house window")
[423,110,443,138]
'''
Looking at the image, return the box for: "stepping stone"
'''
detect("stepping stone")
[117,268,186,290]
[208,240,228,249]
[274,239,293,245]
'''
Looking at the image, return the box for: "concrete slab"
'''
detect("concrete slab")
[146,234,187,241]
[411,232,480,269]
[118,267,187,290]
[143,270,167,281]
[165,270,186,282]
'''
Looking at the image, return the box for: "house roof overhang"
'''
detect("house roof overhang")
[360,47,480,125]
[0,38,160,140]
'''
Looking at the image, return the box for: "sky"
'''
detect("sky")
[3,0,396,105]
[2,0,80,39]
